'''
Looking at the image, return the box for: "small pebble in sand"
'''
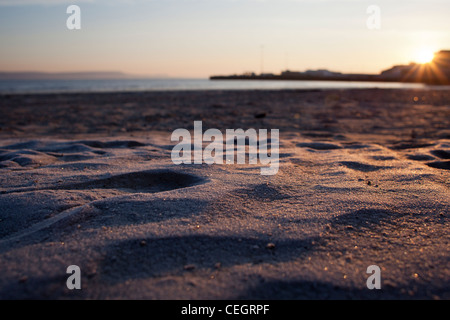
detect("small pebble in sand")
[184,264,196,271]
[266,243,276,250]
[367,181,372,186]
[139,240,147,247]
[214,262,222,269]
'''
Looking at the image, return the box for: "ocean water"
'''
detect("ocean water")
[0,78,438,94]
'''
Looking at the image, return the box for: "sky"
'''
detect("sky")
[0,0,449,78]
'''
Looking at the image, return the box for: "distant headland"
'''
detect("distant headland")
[211,50,450,85]
[0,71,168,80]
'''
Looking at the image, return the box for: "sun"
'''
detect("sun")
[415,48,435,64]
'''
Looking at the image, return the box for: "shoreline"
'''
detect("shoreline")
[1,80,443,96]
[1,88,449,141]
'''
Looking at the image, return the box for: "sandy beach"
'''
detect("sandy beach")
[0,88,449,299]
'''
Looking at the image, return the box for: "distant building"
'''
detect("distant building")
[280,70,304,77]
[426,50,450,84]
[380,51,450,84]
[433,50,450,72]
[281,69,342,78]
[304,69,342,77]
[432,50,450,82]
[380,63,418,80]
[211,49,450,84]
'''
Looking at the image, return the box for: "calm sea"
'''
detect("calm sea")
[0,78,439,94]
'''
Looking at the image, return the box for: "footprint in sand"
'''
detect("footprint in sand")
[78,140,147,149]
[430,149,450,160]
[426,149,450,170]
[0,150,57,168]
[54,170,204,193]
[426,161,450,170]
[99,236,315,283]
[297,142,342,150]
[0,170,206,242]
[407,154,435,161]
[0,140,147,168]
[390,141,436,150]
[400,145,450,171]
[339,161,389,172]
[371,156,396,161]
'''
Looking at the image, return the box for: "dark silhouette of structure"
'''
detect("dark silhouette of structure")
[381,50,450,84]
[211,50,450,85]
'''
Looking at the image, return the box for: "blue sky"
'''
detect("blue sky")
[0,0,449,77]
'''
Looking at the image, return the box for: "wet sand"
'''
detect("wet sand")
[0,89,449,299]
